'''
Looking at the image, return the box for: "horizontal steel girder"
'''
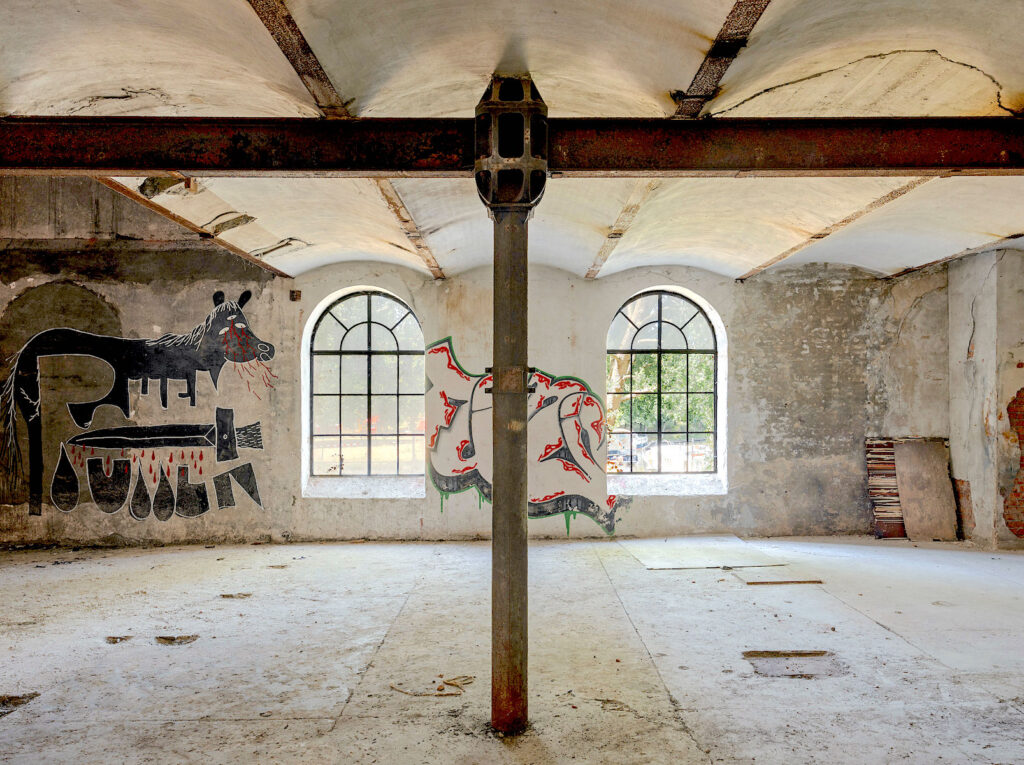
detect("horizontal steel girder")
[2,116,1023,177]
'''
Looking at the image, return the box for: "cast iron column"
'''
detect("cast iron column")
[474,74,547,734]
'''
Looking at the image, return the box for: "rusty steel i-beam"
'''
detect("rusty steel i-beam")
[2,116,1024,177]
[475,74,548,734]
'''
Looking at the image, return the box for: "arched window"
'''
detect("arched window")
[310,291,425,477]
[606,290,717,474]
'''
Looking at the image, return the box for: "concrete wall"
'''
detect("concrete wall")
[947,250,1024,549]
[995,252,1024,549]
[0,177,979,545]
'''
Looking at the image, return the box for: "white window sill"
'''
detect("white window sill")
[607,472,726,497]
[303,475,426,499]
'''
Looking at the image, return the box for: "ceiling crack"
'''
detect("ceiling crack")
[707,49,1023,117]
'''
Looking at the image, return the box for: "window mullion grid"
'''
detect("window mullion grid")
[622,325,630,475]
[656,294,662,474]
[713,349,718,473]
[685,343,691,473]
[395,345,401,473]
[365,297,373,475]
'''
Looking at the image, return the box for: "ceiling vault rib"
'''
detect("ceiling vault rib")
[244,0,351,118]
[736,176,935,281]
[373,179,445,279]
[93,177,291,277]
[244,0,445,279]
[585,180,660,279]
[671,0,772,119]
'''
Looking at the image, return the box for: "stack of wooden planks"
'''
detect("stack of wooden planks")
[866,438,905,538]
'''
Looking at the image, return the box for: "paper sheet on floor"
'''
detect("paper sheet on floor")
[618,534,785,569]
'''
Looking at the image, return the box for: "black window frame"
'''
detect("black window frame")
[606,290,718,474]
[309,290,425,477]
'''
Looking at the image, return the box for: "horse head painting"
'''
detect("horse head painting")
[0,289,274,515]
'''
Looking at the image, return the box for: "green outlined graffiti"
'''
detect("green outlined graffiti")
[425,337,617,534]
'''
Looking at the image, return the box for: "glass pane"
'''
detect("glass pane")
[684,315,715,350]
[370,323,398,351]
[399,355,424,393]
[341,397,368,434]
[341,323,368,351]
[398,436,424,475]
[606,392,630,432]
[660,324,687,350]
[661,434,688,472]
[313,356,339,394]
[393,314,424,350]
[632,434,657,472]
[632,322,659,350]
[689,433,715,472]
[606,433,631,473]
[631,394,658,432]
[312,313,344,351]
[661,394,687,432]
[621,294,658,329]
[606,312,635,351]
[371,294,408,328]
[340,436,368,475]
[370,436,398,474]
[312,396,339,435]
[688,393,715,432]
[340,355,367,394]
[399,396,424,434]
[662,295,698,331]
[690,353,715,392]
[370,355,398,394]
[371,395,398,434]
[631,354,657,392]
[662,354,687,392]
[606,354,630,393]
[312,436,341,476]
[333,294,367,328]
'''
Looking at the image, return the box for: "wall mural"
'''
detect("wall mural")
[0,290,273,518]
[426,337,617,534]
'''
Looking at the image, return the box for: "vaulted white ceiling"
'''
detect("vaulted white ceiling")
[6,0,1024,279]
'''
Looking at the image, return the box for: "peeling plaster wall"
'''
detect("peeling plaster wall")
[995,252,1024,549]
[866,266,950,438]
[948,253,1000,548]
[0,229,959,544]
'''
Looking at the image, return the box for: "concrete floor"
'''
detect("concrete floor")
[0,536,1022,764]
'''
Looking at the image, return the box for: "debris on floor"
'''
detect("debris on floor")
[155,635,199,645]
[743,650,847,678]
[390,675,475,697]
[105,635,132,644]
[220,593,252,599]
[0,693,39,718]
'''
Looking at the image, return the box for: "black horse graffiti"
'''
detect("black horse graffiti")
[0,290,274,515]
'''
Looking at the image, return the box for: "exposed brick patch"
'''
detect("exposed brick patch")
[954,479,974,539]
[1002,388,1024,537]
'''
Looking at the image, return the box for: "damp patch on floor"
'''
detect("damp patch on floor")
[0,693,40,718]
[743,650,847,678]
